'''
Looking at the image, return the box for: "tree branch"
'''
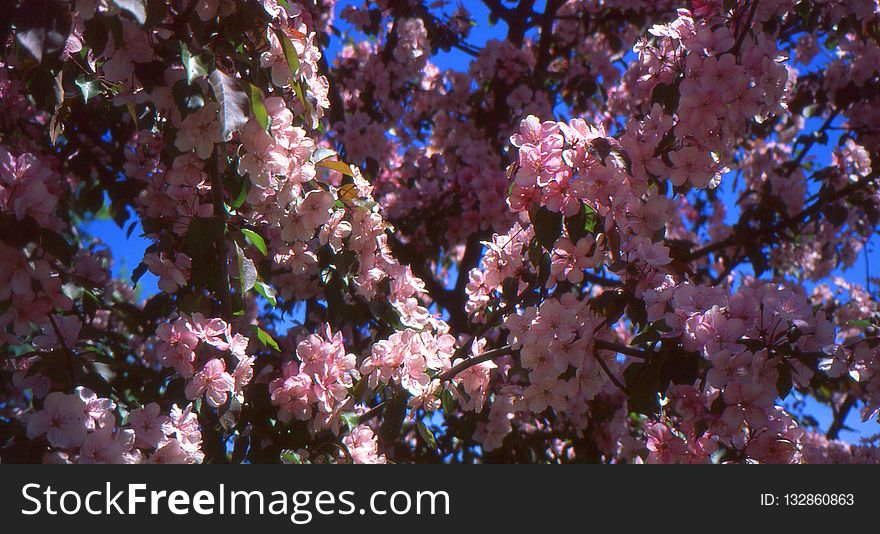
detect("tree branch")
[209,154,233,320]
[685,169,873,263]
[826,394,855,440]
[436,344,518,381]
[595,338,648,359]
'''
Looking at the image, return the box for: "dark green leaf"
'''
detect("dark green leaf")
[623,356,663,415]
[745,245,768,277]
[823,203,848,227]
[531,206,562,251]
[39,229,74,264]
[776,363,793,399]
[219,392,243,431]
[131,261,148,286]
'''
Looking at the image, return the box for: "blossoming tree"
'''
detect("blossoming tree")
[1,0,879,464]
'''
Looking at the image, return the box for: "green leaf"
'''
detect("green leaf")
[417,420,437,450]
[256,326,280,352]
[745,244,769,277]
[275,29,311,117]
[240,256,257,293]
[49,107,65,146]
[564,204,598,242]
[846,319,874,329]
[824,35,839,51]
[232,176,251,209]
[235,243,257,294]
[280,449,302,464]
[112,0,146,24]
[341,412,360,432]
[180,42,212,84]
[440,388,456,414]
[254,280,277,307]
[208,69,250,140]
[275,29,300,81]
[144,0,168,27]
[650,80,680,114]
[247,83,269,130]
[501,276,519,303]
[231,432,249,464]
[125,102,138,126]
[802,103,821,118]
[241,228,267,256]
[630,326,661,347]
[74,75,102,103]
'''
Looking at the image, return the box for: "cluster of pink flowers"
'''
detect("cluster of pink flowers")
[0,147,73,343]
[2,0,880,465]
[342,424,387,464]
[504,294,617,423]
[260,6,330,127]
[465,222,533,320]
[454,2,878,462]
[360,326,455,409]
[155,314,252,407]
[26,386,204,464]
[658,386,807,464]
[800,432,880,464]
[269,324,357,432]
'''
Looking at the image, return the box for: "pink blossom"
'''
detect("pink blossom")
[129,403,171,449]
[144,252,191,293]
[27,392,89,449]
[342,424,386,464]
[175,103,223,159]
[186,358,236,407]
[78,426,136,464]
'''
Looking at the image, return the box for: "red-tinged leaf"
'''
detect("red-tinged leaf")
[208,70,249,140]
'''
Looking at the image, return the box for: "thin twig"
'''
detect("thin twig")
[208,154,234,320]
[595,338,649,359]
[436,344,518,381]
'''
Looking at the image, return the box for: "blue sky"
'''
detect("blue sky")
[79,1,878,442]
